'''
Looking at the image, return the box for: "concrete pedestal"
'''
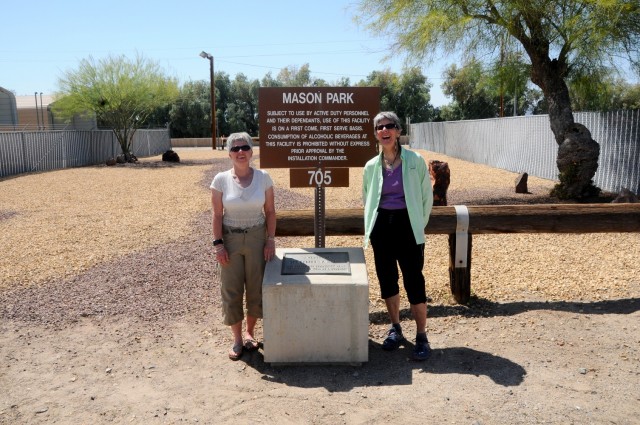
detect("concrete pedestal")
[262,247,369,365]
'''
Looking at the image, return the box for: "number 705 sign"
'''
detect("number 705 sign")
[289,168,349,188]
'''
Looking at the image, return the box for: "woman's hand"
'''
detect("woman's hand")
[264,239,275,262]
[215,246,229,266]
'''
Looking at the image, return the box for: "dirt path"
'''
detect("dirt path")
[3,302,639,424]
[1,148,639,424]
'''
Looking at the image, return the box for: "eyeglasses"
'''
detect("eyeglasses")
[375,123,398,131]
[230,145,252,152]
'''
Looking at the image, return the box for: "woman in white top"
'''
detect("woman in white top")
[210,132,276,360]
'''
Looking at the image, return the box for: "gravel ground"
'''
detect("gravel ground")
[1,147,639,425]
[1,147,638,326]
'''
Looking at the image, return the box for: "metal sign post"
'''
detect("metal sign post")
[314,184,325,248]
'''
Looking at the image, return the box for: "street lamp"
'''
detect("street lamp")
[199,51,217,149]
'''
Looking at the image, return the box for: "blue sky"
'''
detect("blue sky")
[1,0,454,106]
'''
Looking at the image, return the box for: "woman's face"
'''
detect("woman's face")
[229,139,253,164]
[375,119,400,148]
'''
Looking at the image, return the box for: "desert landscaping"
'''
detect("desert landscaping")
[1,147,639,424]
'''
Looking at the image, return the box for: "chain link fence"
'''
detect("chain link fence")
[410,110,639,194]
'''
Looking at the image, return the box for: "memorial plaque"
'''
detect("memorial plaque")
[281,252,351,275]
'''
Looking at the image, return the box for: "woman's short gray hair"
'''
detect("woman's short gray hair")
[373,112,402,133]
[226,132,253,151]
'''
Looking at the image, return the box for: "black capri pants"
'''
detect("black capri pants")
[370,208,427,305]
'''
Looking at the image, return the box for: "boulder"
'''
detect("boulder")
[611,188,639,203]
[162,149,180,162]
[515,173,529,194]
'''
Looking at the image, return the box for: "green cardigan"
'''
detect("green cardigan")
[362,146,433,248]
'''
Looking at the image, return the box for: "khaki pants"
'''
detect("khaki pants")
[220,224,266,325]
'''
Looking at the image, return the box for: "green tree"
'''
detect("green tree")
[491,49,535,116]
[356,0,640,199]
[225,73,260,136]
[396,67,436,123]
[568,70,640,111]
[441,54,534,119]
[260,72,282,88]
[54,54,178,161]
[619,82,640,109]
[333,76,352,87]
[441,59,498,120]
[357,68,436,124]
[277,64,315,87]
[357,69,398,110]
[214,72,233,137]
[168,80,210,138]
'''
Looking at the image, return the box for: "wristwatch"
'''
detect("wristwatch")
[212,239,224,246]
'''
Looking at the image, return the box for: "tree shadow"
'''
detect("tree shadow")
[427,297,640,318]
[368,298,640,323]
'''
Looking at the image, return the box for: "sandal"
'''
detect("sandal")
[228,343,244,361]
[244,338,259,351]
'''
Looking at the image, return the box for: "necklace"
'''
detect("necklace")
[383,149,398,175]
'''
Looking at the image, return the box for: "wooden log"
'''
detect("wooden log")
[275,204,640,236]
[276,203,640,305]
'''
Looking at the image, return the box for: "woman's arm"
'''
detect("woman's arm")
[263,186,276,261]
[211,189,229,265]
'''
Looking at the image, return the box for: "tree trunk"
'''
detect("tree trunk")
[113,128,138,163]
[529,58,600,199]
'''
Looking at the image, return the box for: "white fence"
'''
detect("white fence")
[410,110,640,194]
[0,129,171,178]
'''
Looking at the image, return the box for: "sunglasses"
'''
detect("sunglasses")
[229,145,252,153]
[375,123,398,131]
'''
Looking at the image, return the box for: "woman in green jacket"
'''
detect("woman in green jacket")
[362,111,434,361]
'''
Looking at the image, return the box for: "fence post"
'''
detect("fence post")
[448,206,472,304]
[20,132,28,175]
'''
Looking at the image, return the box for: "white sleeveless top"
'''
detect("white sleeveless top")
[210,168,273,229]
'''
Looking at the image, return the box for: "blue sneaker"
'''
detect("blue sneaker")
[413,336,431,361]
[382,326,405,351]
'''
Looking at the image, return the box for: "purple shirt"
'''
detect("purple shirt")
[379,163,406,209]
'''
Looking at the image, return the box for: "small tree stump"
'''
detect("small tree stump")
[428,160,450,206]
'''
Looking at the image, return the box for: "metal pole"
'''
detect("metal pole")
[39,92,45,129]
[34,92,41,130]
[200,51,217,149]
[314,184,326,248]
[211,57,217,149]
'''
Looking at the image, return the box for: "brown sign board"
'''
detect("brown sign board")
[290,167,349,188]
[258,87,380,169]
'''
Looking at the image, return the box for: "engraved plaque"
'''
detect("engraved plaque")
[282,252,351,275]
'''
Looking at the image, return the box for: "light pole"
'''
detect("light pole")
[199,51,217,149]
[34,92,41,130]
